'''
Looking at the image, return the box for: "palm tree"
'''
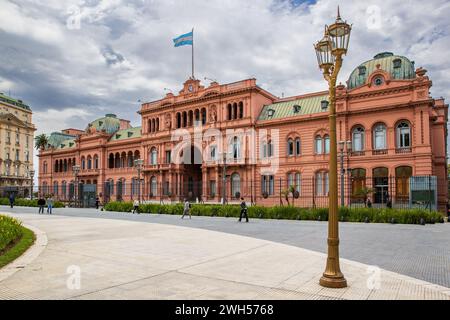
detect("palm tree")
[35,134,49,150]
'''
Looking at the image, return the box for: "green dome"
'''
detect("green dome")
[347,52,416,90]
[87,114,120,134]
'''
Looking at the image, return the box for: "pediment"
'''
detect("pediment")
[0,113,30,128]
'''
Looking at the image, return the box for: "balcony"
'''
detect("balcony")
[396,147,412,154]
[372,149,388,156]
[79,169,100,176]
[350,151,365,157]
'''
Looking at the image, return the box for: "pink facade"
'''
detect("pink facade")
[38,53,448,210]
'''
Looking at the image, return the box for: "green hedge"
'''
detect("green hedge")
[0,198,64,208]
[104,202,444,225]
[0,215,23,252]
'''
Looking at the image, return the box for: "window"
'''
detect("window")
[267,140,273,157]
[210,180,216,197]
[315,136,323,154]
[87,157,92,170]
[397,122,411,148]
[150,177,157,196]
[210,145,216,161]
[232,137,240,159]
[165,150,172,164]
[53,182,58,195]
[324,135,330,154]
[352,127,365,151]
[358,66,366,76]
[288,172,301,192]
[315,171,329,196]
[81,157,86,170]
[393,59,402,69]
[296,173,301,193]
[373,124,387,150]
[287,138,294,156]
[94,156,99,169]
[374,76,384,86]
[150,148,158,165]
[238,102,244,119]
[293,105,301,113]
[231,173,241,199]
[295,138,301,156]
[15,150,19,161]
[261,175,275,195]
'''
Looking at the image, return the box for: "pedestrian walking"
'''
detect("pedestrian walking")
[367,198,372,208]
[95,196,100,210]
[37,196,46,214]
[9,193,15,208]
[47,195,54,214]
[182,199,191,219]
[133,199,140,214]
[239,197,249,223]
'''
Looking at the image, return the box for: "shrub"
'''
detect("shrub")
[0,198,64,208]
[103,202,444,225]
[0,215,23,252]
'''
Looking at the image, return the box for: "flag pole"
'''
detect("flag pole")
[192,27,194,79]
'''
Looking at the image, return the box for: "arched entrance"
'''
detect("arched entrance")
[180,145,203,201]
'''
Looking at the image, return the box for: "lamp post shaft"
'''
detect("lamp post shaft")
[320,54,347,288]
[340,150,345,207]
[222,155,227,204]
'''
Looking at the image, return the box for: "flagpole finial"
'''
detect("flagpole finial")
[337,6,341,19]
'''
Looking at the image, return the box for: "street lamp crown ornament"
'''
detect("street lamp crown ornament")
[327,6,352,54]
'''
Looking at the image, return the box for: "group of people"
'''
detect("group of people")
[37,195,54,214]
[181,197,249,222]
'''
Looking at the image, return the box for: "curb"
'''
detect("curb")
[0,222,48,283]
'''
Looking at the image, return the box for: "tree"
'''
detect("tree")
[281,189,290,206]
[35,134,49,150]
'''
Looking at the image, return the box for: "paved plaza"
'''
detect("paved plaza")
[1,206,450,288]
[0,209,449,300]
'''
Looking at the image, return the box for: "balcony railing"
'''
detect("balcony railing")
[396,147,412,154]
[350,151,365,157]
[372,149,388,155]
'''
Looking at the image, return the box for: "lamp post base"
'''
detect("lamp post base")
[320,274,347,288]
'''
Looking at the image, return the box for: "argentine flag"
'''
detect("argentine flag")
[173,31,193,47]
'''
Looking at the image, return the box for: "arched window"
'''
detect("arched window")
[231,173,241,198]
[150,176,157,196]
[94,155,99,169]
[267,140,273,158]
[156,118,159,131]
[54,161,59,173]
[108,154,114,169]
[396,166,412,202]
[295,138,301,156]
[315,171,329,196]
[53,181,58,195]
[227,104,232,120]
[351,168,367,201]
[315,136,323,154]
[188,110,193,126]
[233,103,238,120]
[352,127,365,152]
[287,138,294,156]
[150,147,158,165]
[87,156,92,170]
[176,113,181,129]
[239,101,244,119]
[287,172,301,193]
[396,121,411,148]
[201,108,207,125]
[61,181,67,199]
[324,135,330,154]
[373,123,387,150]
[182,111,187,127]
[81,157,86,170]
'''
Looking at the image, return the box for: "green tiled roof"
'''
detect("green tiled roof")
[58,138,76,150]
[347,52,415,90]
[258,94,329,121]
[0,93,31,111]
[87,114,121,134]
[47,132,76,149]
[109,127,141,141]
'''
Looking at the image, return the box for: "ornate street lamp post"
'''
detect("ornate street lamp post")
[72,165,80,208]
[338,141,352,207]
[134,159,144,204]
[29,169,35,200]
[314,7,352,289]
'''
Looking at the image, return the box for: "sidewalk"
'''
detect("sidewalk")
[1,212,449,300]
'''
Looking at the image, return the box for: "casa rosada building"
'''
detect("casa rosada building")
[38,52,448,210]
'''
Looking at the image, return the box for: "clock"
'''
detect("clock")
[188,84,194,92]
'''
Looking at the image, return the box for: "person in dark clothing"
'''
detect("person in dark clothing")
[9,193,15,208]
[239,198,249,223]
[366,198,372,208]
[95,196,100,210]
[37,196,46,214]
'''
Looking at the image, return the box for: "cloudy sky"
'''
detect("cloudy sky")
[0,0,449,136]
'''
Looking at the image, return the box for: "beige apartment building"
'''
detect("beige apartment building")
[0,93,36,196]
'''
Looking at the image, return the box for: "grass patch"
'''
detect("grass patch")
[0,226,35,269]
